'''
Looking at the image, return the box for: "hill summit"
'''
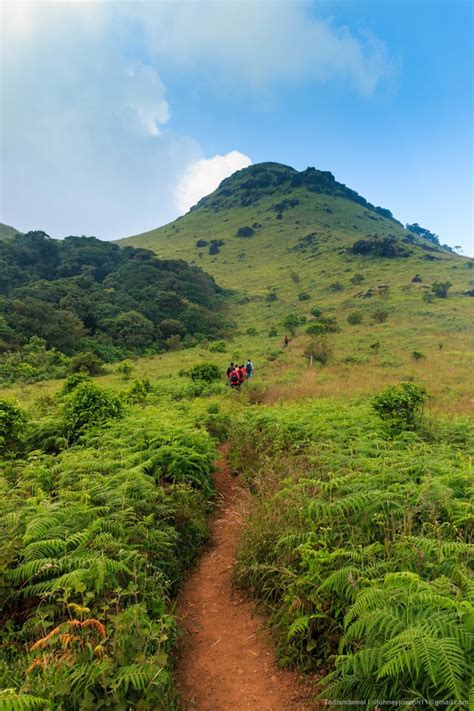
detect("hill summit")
[192,162,398,224]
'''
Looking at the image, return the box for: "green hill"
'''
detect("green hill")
[121,162,473,412]
[121,162,471,311]
[0,223,21,241]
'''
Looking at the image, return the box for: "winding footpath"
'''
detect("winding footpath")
[175,446,317,710]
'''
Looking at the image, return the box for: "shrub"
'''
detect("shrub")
[310,307,322,318]
[63,382,123,439]
[347,311,363,325]
[319,316,340,333]
[306,322,327,336]
[372,309,389,323]
[116,361,133,380]
[290,271,300,284]
[236,226,255,238]
[69,351,105,376]
[188,363,221,382]
[283,313,300,336]
[125,378,152,404]
[423,292,435,303]
[431,280,452,298]
[246,327,258,336]
[265,291,278,303]
[196,239,208,248]
[209,340,227,353]
[268,326,278,337]
[372,383,427,431]
[298,292,311,301]
[351,236,410,258]
[0,398,27,452]
[412,274,422,282]
[412,350,426,361]
[304,337,332,366]
[60,372,92,396]
[350,273,365,284]
[329,281,342,291]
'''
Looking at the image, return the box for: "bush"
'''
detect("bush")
[209,340,227,353]
[283,313,300,336]
[306,322,327,336]
[431,280,452,298]
[372,309,389,323]
[319,316,340,333]
[350,273,365,284]
[268,326,278,337]
[188,363,221,382]
[423,292,435,303]
[310,307,322,318]
[372,383,427,432]
[60,372,92,396]
[69,351,105,376]
[246,327,258,336]
[304,337,332,366]
[265,291,278,303]
[236,226,255,238]
[63,382,123,439]
[0,398,27,452]
[412,350,426,361]
[329,282,342,292]
[116,362,133,380]
[125,378,152,404]
[298,292,310,301]
[347,311,363,325]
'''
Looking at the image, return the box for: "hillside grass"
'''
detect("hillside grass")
[121,185,473,416]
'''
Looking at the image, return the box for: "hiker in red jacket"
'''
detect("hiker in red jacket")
[238,364,246,384]
[229,367,240,388]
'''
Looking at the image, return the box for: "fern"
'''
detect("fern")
[0,691,51,710]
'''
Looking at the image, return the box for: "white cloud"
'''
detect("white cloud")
[127,2,392,94]
[0,1,393,240]
[176,151,252,213]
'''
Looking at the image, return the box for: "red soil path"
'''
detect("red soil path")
[175,447,317,710]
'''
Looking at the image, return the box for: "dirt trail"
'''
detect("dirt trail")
[175,447,317,711]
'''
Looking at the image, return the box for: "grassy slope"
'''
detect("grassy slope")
[119,167,473,414]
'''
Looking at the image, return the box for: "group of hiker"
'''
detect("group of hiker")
[226,360,254,388]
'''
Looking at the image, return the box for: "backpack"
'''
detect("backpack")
[246,362,252,374]
[230,370,239,384]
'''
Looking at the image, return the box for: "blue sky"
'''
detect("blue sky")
[1,0,473,254]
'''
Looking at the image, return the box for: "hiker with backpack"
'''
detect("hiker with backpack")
[246,359,254,379]
[226,362,235,385]
[229,366,241,389]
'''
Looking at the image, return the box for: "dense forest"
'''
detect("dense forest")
[0,232,226,383]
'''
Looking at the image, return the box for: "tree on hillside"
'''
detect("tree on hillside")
[431,281,452,298]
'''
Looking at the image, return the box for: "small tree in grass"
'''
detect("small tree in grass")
[188,362,221,382]
[372,383,427,432]
[63,382,123,440]
[431,281,452,298]
[283,313,300,336]
[304,337,332,366]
